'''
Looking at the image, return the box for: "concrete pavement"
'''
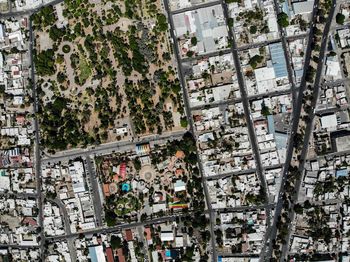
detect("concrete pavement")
[84,156,103,227]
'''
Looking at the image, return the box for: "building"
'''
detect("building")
[89,245,106,262]
[269,43,288,78]
[320,114,338,130]
[292,0,314,15]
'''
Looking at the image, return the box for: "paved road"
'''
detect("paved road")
[203,162,282,182]
[137,225,150,262]
[44,204,273,240]
[237,33,308,52]
[181,34,308,64]
[0,0,64,18]
[181,48,232,63]
[263,0,331,259]
[42,130,186,164]
[258,0,304,256]
[279,2,337,260]
[307,148,350,162]
[190,87,295,111]
[0,244,40,249]
[84,156,103,227]
[217,252,260,257]
[171,0,221,14]
[316,104,350,115]
[215,203,275,213]
[220,2,273,261]
[28,18,45,261]
[221,0,271,250]
[46,214,179,241]
[332,23,350,31]
[205,167,257,181]
[0,192,38,198]
[48,199,71,234]
[163,0,218,259]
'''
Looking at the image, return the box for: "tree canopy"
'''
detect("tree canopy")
[336,13,345,25]
[277,12,289,27]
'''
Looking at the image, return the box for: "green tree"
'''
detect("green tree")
[133,157,141,171]
[336,13,345,25]
[62,44,71,54]
[105,210,117,226]
[57,72,66,83]
[180,117,188,128]
[250,25,257,34]
[49,25,66,42]
[228,18,234,27]
[32,5,56,27]
[156,14,168,31]
[110,235,122,249]
[34,49,56,76]
[277,12,289,27]
[187,50,194,57]
[190,36,198,46]
[249,55,263,68]
[261,101,271,116]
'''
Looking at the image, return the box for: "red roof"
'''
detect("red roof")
[22,217,37,226]
[112,174,119,182]
[119,163,126,180]
[193,115,202,122]
[175,168,184,176]
[22,18,28,27]
[117,248,125,262]
[105,247,114,262]
[125,229,133,241]
[16,115,25,125]
[103,184,110,197]
[144,227,152,241]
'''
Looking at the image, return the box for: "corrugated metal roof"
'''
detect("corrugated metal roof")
[269,42,288,78]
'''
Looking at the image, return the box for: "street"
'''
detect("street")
[220,1,272,257]
[279,1,337,260]
[163,0,219,259]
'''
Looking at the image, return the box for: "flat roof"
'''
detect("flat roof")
[89,246,106,262]
[269,42,288,78]
[336,169,348,177]
[320,114,337,129]
[292,0,314,15]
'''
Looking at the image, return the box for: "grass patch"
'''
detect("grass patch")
[78,55,92,85]
[114,195,141,216]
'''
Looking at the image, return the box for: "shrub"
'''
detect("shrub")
[34,49,55,76]
[249,25,257,34]
[277,12,289,27]
[62,44,71,53]
[336,13,345,25]
[190,36,197,46]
